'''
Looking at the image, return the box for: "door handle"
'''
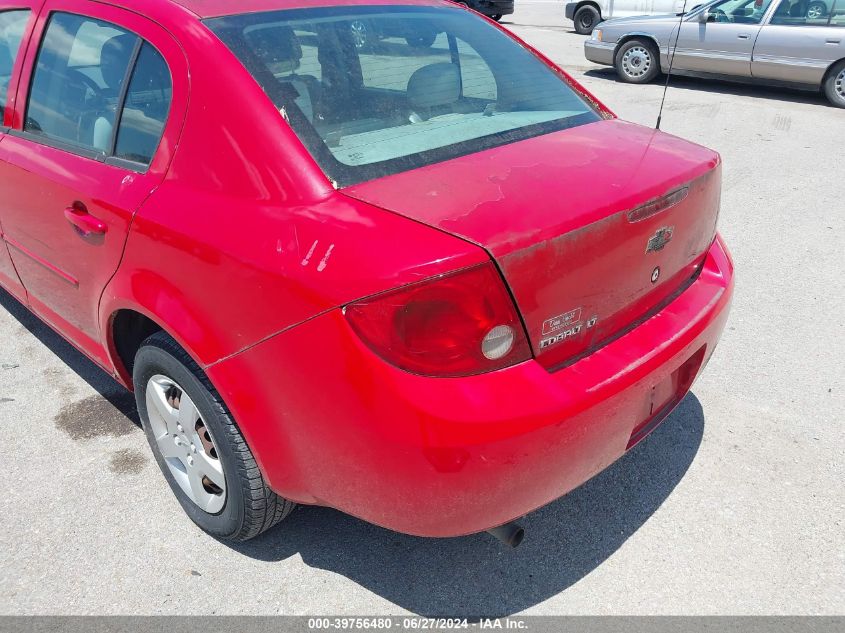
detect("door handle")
[826,39,841,45]
[737,33,750,39]
[64,204,107,237]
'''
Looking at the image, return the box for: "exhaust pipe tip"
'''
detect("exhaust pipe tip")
[486,521,525,548]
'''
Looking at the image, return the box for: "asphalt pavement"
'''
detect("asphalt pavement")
[0,0,843,616]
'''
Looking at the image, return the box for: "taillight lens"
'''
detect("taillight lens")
[344,263,532,377]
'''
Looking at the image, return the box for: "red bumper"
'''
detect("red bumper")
[208,236,734,537]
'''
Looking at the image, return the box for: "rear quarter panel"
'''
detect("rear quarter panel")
[100,16,484,376]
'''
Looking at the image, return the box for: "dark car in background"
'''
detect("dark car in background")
[455,0,515,21]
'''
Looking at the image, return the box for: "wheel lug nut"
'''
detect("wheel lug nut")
[191,444,197,453]
[177,424,184,433]
[187,456,194,466]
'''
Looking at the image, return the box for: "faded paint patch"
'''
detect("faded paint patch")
[109,449,148,475]
[55,393,139,440]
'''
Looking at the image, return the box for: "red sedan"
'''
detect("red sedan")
[0,0,733,543]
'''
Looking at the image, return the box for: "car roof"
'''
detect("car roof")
[154,0,447,19]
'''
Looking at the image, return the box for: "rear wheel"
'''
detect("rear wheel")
[134,331,295,541]
[615,39,661,84]
[823,60,845,108]
[573,5,601,35]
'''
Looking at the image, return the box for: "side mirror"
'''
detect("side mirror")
[698,10,712,21]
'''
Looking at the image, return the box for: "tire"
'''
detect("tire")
[134,331,295,541]
[406,31,437,48]
[614,39,661,84]
[823,60,845,109]
[573,5,601,35]
[490,14,503,21]
[806,1,828,18]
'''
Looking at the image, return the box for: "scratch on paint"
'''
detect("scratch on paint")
[301,240,318,266]
[317,244,335,272]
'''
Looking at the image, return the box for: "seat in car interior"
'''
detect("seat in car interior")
[789,1,807,16]
[115,45,171,161]
[93,33,137,151]
[245,25,319,122]
[773,0,791,15]
[406,62,461,120]
[0,37,12,97]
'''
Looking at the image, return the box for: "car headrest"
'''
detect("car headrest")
[246,25,302,74]
[407,62,461,110]
[101,33,137,90]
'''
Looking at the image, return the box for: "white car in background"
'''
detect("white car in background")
[566,0,688,33]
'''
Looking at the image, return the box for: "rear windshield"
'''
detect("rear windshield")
[207,6,601,187]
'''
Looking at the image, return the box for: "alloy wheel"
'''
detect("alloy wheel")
[806,2,826,18]
[146,375,227,514]
[350,20,368,49]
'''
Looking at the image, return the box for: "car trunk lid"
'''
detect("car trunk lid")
[342,119,722,369]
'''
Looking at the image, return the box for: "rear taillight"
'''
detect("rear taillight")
[344,262,532,377]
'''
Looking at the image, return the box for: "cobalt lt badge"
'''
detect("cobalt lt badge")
[651,267,661,284]
[646,226,674,253]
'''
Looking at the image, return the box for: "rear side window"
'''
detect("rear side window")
[26,13,139,153]
[0,10,30,116]
[24,12,172,167]
[771,0,841,24]
[114,42,172,165]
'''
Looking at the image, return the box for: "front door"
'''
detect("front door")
[672,0,775,76]
[0,0,182,365]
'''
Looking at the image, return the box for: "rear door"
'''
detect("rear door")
[0,4,37,302]
[673,0,775,76]
[752,0,845,84]
[0,0,185,365]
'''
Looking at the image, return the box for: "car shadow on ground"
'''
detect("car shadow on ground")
[226,395,705,616]
[1,285,704,616]
[0,287,140,426]
[585,67,830,107]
